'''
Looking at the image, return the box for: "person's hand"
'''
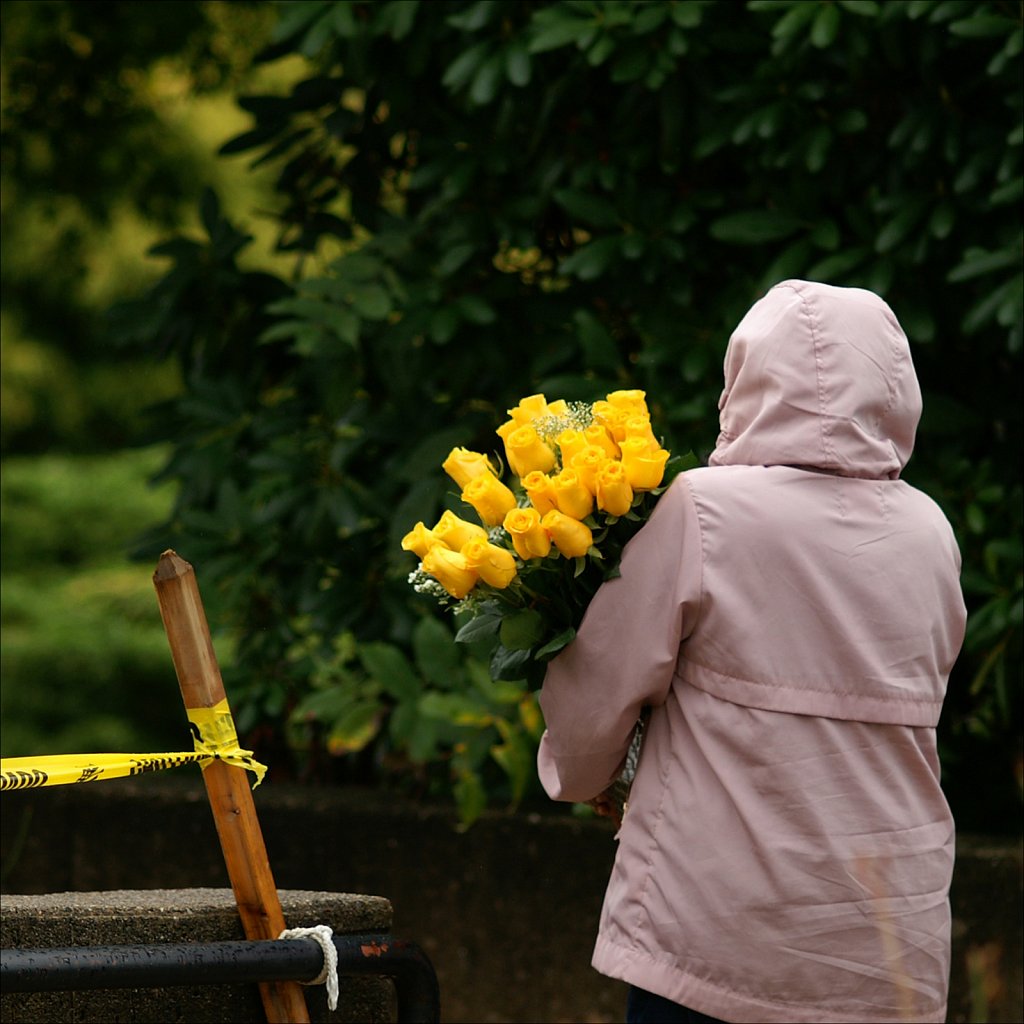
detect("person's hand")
[586,789,622,830]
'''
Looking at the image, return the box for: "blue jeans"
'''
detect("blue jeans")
[626,986,725,1024]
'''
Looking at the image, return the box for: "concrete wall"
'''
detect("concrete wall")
[0,889,394,1023]
[2,777,1021,1023]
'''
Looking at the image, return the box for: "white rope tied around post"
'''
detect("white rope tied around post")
[279,924,339,1011]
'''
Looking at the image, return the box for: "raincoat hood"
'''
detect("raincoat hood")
[709,279,922,480]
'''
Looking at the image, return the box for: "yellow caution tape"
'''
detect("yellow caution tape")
[0,752,204,790]
[186,699,266,785]
[0,699,267,792]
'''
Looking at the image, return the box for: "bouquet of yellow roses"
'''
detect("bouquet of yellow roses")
[401,390,694,688]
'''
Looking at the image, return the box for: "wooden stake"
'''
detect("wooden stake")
[153,550,310,1024]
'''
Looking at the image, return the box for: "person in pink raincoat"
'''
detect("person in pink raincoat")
[537,280,967,1024]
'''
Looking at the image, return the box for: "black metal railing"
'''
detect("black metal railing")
[1,932,440,1023]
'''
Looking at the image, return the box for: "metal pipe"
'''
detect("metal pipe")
[0,933,440,1023]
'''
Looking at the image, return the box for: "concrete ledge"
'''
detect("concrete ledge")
[0,888,395,1023]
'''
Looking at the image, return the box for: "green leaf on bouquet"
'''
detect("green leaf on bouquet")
[490,644,532,680]
[455,612,502,645]
[499,608,545,650]
[535,627,576,660]
[671,450,701,472]
[573,556,587,577]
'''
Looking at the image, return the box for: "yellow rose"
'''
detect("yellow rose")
[542,509,594,559]
[508,393,550,426]
[570,445,610,495]
[584,423,619,459]
[461,472,517,526]
[422,545,478,599]
[606,389,649,416]
[552,468,594,520]
[556,428,588,466]
[522,470,559,515]
[624,415,658,450]
[595,460,634,517]
[433,509,489,551]
[401,521,446,559]
[462,538,518,588]
[442,447,495,489]
[620,439,670,490]
[504,506,552,559]
[504,424,557,478]
[591,401,629,441]
[496,418,518,444]
[546,399,569,419]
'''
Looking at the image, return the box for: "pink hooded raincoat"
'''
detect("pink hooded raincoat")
[537,280,967,1023]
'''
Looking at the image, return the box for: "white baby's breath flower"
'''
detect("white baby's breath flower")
[532,402,593,445]
[407,568,450,601]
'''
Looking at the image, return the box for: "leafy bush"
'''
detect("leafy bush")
[0,568,186,757]
[0,330,182,455]
[114,0,1022,826]
[1,448,176,570]
[0,1,282,454]
[0,448,184,757]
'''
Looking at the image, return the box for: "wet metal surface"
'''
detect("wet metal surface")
[1,934,439,1023]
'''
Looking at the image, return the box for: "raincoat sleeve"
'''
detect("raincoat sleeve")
[537,474,703,802]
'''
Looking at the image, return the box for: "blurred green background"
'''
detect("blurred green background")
[1,0,286,756]
[1,0,1021,832]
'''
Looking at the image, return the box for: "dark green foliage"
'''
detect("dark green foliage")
[1,450,175,571]
[3,1,221,224]
[0,449,184,758]
[0,0,274,454]
[116,0,1022,825]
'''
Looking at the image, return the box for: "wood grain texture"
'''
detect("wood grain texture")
[154,550,310,1023]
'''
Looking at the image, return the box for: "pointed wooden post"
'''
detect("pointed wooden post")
[153,550,310,1024]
